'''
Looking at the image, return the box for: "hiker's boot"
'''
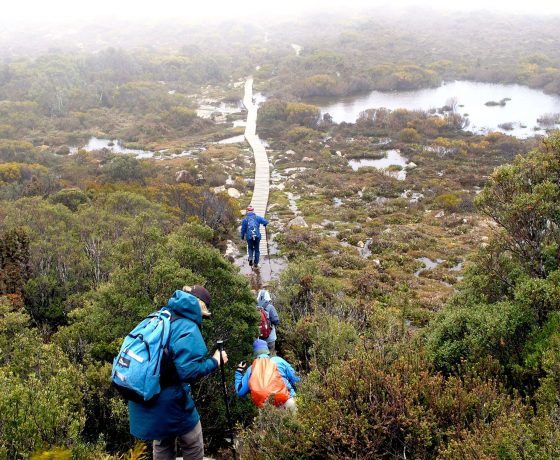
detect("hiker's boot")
[249,260,253,266]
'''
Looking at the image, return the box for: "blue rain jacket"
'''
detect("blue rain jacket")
[128,291,218,440]
[240,212,269,240]
[235,354,300,398]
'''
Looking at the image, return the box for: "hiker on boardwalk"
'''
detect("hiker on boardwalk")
[240,205,269,268]
[256,283,279,354]
[235,339,299,412]
[128,286,228,460]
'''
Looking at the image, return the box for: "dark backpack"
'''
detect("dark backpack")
[247,214,259,240]
[258,307,272,339]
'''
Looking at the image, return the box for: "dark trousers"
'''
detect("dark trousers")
[247,237,261,265]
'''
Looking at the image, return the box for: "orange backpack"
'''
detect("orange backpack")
[248,358,290,407]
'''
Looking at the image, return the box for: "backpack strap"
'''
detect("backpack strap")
[160,311,182,388]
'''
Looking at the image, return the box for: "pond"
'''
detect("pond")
[72,137,194,159]
[217,134,246,144]
[348,149,409,180]
[196,101,243,120]
[316,81,560,138]
[414,257,445,277]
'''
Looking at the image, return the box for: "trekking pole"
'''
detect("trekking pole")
[265,229,273,278]
[216,340,236,458]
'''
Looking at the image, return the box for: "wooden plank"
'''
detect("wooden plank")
[244,77,270,256]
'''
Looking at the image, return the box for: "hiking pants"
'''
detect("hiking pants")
[247,237,261,265]
[153,421,204,460]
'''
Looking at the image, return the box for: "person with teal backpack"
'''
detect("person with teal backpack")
[113,286,228,460]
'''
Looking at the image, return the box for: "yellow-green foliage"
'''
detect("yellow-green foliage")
[286,126,318,142]
[434,192,462,211]
[31,448,72,460]
[399,127,420,143]
[285,102,321,128]
[0,163,48,185]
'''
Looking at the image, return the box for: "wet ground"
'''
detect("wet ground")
[227,236,288,286]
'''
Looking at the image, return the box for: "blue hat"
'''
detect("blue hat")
[253,339,270,356]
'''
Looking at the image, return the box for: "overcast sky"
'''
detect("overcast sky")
[3,0,560,23]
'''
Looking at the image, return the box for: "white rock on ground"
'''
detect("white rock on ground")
[227,187,241,198]
[175,170,190,183]
[287,216,308,228]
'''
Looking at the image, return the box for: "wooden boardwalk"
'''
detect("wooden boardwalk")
[243,77,269,256]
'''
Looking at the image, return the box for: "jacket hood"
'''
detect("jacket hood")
[167,290,202,327]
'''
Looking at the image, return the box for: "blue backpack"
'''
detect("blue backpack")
[111,307,174,402]
[247,214,259,240]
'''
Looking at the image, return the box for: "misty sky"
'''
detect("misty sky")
[3,0,560,23]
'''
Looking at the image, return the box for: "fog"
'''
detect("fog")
[2,0,560,24]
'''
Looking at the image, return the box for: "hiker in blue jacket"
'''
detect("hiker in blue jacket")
[240,205,269,268]
[235,339,300,412]
[128,286,228,460]
[257,284,280,354]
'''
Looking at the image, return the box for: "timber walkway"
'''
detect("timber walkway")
[243,77,269,256]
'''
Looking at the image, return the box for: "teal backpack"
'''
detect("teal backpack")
[111,307,174,402]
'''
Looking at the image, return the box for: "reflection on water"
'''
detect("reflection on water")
[348,149,409,180]
[291,44,303,56]
[197,101,243,120]
[78,137,153,158]
[253,92,267,105]
[414,257,445,277]
[217,135,246,144]
[317,81,560,138]
[73,137,194,160]
[230,237,287,283]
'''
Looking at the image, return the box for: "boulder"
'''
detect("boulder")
[357,241,365,248]
[406,162,418,169]
[302,156,314,162]
[213,185,226,194]
[175,170,190,183]
[435,210,445,218]
[227,188,241,199]
[287,216,308,228]
[285,150,296,155]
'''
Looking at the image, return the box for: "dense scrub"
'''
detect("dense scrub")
[2,10,560,459]
[237,134,560,459]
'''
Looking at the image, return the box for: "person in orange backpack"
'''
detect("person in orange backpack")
[234,339,300,412]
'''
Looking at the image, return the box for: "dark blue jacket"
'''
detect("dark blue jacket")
[240,212,269,240]
[128,291,218,440]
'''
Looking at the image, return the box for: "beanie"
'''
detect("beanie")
[183,285,212,317]
[253,339,270,356]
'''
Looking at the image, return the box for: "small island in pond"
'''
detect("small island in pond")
[485,97,511,107]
